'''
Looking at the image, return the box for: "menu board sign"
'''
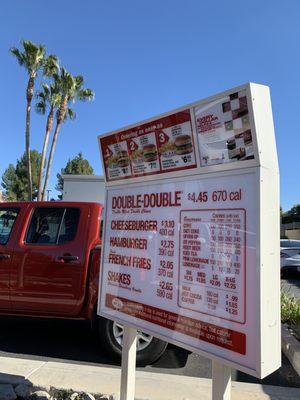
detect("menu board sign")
[99,173,255,367]
[99,110,197,181]
[98,83,280,379]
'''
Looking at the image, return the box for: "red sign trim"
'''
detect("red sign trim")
[105,293,246,355]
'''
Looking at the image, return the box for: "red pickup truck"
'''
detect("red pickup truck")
[0,201,167,365]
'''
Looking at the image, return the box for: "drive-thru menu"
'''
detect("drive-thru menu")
[100,110,197,181]
[98,83,280,379]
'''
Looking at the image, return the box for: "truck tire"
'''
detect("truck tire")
[97,316,168,366]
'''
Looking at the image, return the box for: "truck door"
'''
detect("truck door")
[0,207,20,310]
[10,205,90,316]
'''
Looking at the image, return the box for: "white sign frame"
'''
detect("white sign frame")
[97,83,280,380]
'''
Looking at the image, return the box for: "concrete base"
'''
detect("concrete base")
[282,324,300,376]
[0,356,299,400]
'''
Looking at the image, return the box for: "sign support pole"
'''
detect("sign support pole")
[212,360,231,400]
[120,325,137,400]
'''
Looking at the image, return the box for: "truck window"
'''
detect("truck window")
[26,208,64,244]
[26,207,80,245]
[0,208,19,245]
[58,208,80,244]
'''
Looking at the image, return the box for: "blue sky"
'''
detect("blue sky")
[0,0,299,210]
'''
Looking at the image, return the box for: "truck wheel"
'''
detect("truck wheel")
[97,317,168,366]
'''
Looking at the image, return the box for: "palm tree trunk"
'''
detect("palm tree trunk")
[42,120,62,200]
[25,101,32,201]
[37,107,54,201]
[25,74,35,201]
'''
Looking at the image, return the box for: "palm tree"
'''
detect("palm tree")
[35,82,61,200]
[42,68,94,200]
[10,40,58,201]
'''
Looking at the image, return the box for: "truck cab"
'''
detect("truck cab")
[0,201,168,365]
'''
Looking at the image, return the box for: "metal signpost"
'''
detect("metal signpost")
[97,83,280,400]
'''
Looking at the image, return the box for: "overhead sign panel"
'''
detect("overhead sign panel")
[99,110,197,181]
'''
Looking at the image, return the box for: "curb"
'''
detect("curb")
[0,356,300,400]
[281,324,300,375]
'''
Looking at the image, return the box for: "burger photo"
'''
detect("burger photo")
[116,150,130,168]
[143,143,158,162]
[174,134,193,155]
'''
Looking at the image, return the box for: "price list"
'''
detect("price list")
[101,175,255,359]
[156,219,176,302]
[179,209,246,323]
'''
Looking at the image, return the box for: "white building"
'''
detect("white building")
[62,175,105,204]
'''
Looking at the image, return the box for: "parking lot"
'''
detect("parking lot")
[0,314,299,388]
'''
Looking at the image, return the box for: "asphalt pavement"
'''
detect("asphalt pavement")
[0,315,298,388]
[281,274,300,299]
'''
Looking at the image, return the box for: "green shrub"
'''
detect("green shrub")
[281,291,300,326]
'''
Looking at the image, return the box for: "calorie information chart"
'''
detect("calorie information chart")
[179,209,246,323]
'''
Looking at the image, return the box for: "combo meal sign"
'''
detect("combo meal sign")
[98,83,280,378]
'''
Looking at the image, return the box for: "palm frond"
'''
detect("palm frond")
[53,67,94,118]
[60,67,68,83]
[57,67,75,95]
[36,83,49,102]
[36,80,62,113]
[23,40,45,71]
[52,70,60,80]
[77,88,94,101]
[50,82,62,108]
[67,108,76,121]
[10,47,25,66]
[52,93,62,108]
[42,83,50,96]
[22,40,41,54]
[43,54,59,77]
[74,75,84,89]
[35,91,46,101]
[11,40,47,75]
[50,81,59,94]
[35,101,47,115]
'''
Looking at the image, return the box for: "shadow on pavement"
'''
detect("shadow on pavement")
[0,316,299,389]
[236,353,300,388]
[0,372,31,386]
[0,317,188,368]
[281,272,300,288]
